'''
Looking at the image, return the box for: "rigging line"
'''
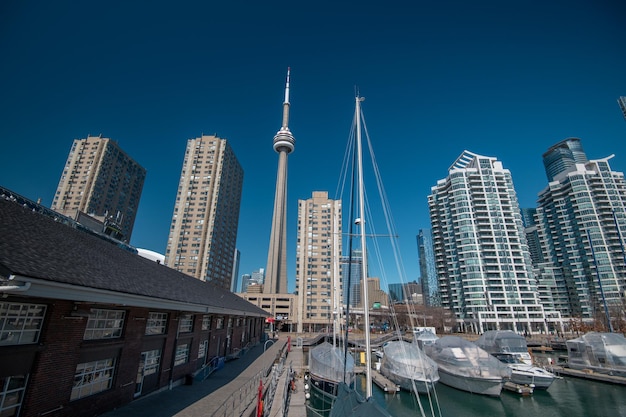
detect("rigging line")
[359,103,441,417]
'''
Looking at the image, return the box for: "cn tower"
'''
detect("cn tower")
[264,68,295,294]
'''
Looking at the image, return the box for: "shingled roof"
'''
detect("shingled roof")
[0,198,268,317]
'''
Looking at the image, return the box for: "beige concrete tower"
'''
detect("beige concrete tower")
[165,135,243,289]
[264,69,295,294]
[51,135,146,241]
[295,191,342,333]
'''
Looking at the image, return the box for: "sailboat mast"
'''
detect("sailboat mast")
[355,95,373,398]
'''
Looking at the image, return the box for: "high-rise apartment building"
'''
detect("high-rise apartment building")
[164,135,243,290]
[429,150,550,334]
[295,191,342,333]
[535,140,626,320]
[52,135,146,241]
[417,229,440,306]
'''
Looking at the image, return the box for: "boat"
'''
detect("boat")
[308,341,356,403]
[379,340,439,393]
[475,330,556,389]
[414,329,439,350]
[424,335,511,396]
[565,332,626,377]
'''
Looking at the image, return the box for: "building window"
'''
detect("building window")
[0,374,28,416]
[145,312,168,335]
[71,358,116,400]
[201,315,211,331]
[178,315,194,333]
[216,317,224,329]
[174,344,190,366]
[0,302,46,346]
[142,350,161,376]
[198,340,208,359]
[84,309,125,340]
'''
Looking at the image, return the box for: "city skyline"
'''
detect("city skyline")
[1,1,625,293]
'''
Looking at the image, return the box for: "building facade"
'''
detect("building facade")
[535,141,626,322]
[341,249,363,308]
[0,196,266,417]
[429,150,551,334]
[51,135,146,241]
[164,135,244,290]
[417,229,440,306]
[295,191,342,333]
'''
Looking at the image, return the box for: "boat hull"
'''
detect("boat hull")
[380,368,438,394]
[509,366,555,389]
[437,368,503,396]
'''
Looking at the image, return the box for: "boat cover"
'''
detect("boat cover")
[425,336,511,379]
[328,382,392,417]
[380,340,438,382]
[475,330,532,364]
[309,342,355,384]
[415,330,439,349]
[566,332,626,372]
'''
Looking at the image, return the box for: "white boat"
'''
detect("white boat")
[475,330,555,389]
[308,341,356,402]
[424,335,511,396]
[379,340,439,393]
[414,330,439,350]
[565,332,626,377]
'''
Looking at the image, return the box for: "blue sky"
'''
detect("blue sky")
[1,0,625,293]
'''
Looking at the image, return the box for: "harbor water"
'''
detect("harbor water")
[361,371,626,417]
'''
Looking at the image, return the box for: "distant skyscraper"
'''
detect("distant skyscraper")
[341,249,363,308]
[295,191,342,333]
[241,274,252,292]
[265,69,295,295]
[231,249,241,292]
[535,140,626,319]
[520,208,544,266]
[417,229,440,306]
[51,135,146,241]
[429,150,549,334]
[387,283,404,303]
[618,96,626,121]
[542,137,588,182]
[251,268,265,285]
[164,135,243,289]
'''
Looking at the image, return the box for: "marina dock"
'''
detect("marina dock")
[549,366,626,385]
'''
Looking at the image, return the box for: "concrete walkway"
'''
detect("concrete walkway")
[101,336,303,417]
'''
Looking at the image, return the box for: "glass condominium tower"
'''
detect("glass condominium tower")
[417,229,440,306]
[429,150,549,334]
[535,139,626,320]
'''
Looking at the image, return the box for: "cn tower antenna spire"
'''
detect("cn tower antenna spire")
[282,67,291,129]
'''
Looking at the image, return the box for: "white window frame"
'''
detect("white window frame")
[145,312,168,335]
[71,358,116,400]
[0,374,28,416]
[83,309,125,340]
[0,302,47,346]
[178,314,194,333]
[174,343,190,366]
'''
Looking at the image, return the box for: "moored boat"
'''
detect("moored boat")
[379,340,439,393]
[476,330,556,389]
[424,335,511,396]
[308,341,356,402]
[565,332,626,377]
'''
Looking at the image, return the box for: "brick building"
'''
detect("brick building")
[0,196,267,417]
